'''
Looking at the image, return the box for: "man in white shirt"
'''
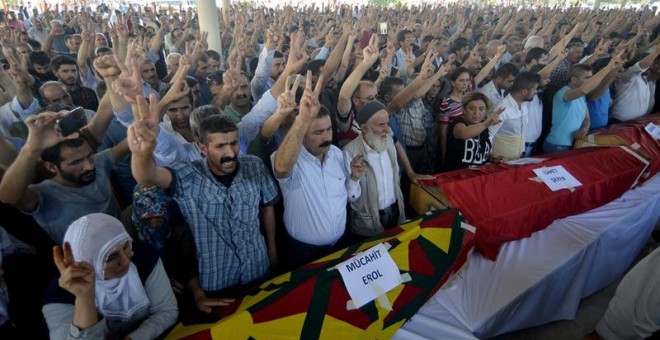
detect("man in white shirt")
[27,18,48,44]
[479,63,519,111]
[610,44,660,122]
[489,72,540,160]
[343,101,405,238]
[272,74,364,266]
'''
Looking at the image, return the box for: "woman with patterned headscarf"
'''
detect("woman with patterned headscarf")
[129,185,175,252]
[42,213,177,339]
[121,185,199,299]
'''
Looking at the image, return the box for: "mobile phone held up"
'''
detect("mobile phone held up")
[379,22,388,35]
[57,107,87,137]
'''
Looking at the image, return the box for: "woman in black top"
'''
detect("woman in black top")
[444,92,504,171]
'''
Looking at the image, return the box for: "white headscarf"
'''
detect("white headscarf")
[64,213,149,319]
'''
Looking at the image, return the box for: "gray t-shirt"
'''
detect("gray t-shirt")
[27,149,119,244]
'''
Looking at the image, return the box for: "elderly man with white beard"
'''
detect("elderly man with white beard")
[343,101,406,239]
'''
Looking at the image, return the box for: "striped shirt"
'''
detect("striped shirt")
[438,97,464,126]
[168,155,279,291]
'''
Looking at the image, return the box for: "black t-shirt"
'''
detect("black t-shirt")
[211,163,239,187]
[444,118,491,172]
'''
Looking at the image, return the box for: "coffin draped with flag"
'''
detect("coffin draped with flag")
[166,209,474,339]
[421,146,650,260]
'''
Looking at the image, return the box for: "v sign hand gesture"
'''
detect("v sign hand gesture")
[127,94,161,156]
[276,74,302,118]
[298,71,325,123]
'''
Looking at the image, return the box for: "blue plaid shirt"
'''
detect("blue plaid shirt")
[167,155,279,291]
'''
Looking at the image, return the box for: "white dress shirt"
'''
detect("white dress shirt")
[272,145,361,246]
[489,94,528,158]
[611,62,651,122]
[526,94,543,144]
[357,138,396,210]
[479,80,506,111]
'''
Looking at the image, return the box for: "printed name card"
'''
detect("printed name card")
[337,243,402,308]
[644,122,660,140]
[533,165,582,192]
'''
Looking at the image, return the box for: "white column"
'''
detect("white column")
[197,0,223,55]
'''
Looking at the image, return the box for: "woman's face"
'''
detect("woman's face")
[463,99,487,125]
[453,72,471,93]
[103,240,133,280]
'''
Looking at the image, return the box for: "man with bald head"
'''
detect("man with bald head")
[343,101,405,239]
[163,53,181,83]
[39,82,95,122]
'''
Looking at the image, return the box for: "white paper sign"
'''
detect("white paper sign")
[532,165,582,191]
[644,122,660,140]
[337,243,402,308]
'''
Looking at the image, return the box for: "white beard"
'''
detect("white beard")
[364,129,390,153]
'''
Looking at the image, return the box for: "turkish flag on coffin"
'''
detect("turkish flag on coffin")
[420,147,649,260]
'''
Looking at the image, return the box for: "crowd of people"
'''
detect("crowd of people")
[0,1,658,338]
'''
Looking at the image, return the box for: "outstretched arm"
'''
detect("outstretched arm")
[0,111,79,211]
[337,33,380,116]
[128,95,173,188]
[273,72,324,179]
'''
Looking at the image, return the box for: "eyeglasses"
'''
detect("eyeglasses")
[356,96,376,101]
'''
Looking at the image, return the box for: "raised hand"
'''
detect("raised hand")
[349,154,365,181]
[485,107,505,126]
[24,111,81,153]
[80,20,95,42]
[285,31,309,73]
[265,28,280,51]
[362,33,380,66]
[127,94,160,156]
[8,54,32,86]
[276,74,301,117]
[53,242,95,299]
[435,58,451,79]
[93,54,122,79]
[115,13,129,40]
[298,70,324,123]
[594,39,611,57]
[111,54,142,104]
[420,51,437,78]
[609,49,626,68]
[495,44,507,59]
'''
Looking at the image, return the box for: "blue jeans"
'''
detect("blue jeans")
[543,141,571,154]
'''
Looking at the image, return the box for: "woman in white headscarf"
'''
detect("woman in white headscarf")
[42,213,178,340]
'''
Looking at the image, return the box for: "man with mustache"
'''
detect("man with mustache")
[272,73,365,266]
[342,101,406,239]
[140,59,166,93]
[222,73,252,124]
[128,99,279,319]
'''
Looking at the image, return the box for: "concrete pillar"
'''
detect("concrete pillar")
[197,0,223,56]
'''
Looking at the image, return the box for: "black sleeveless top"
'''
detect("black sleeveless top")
[445,118,492,172]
